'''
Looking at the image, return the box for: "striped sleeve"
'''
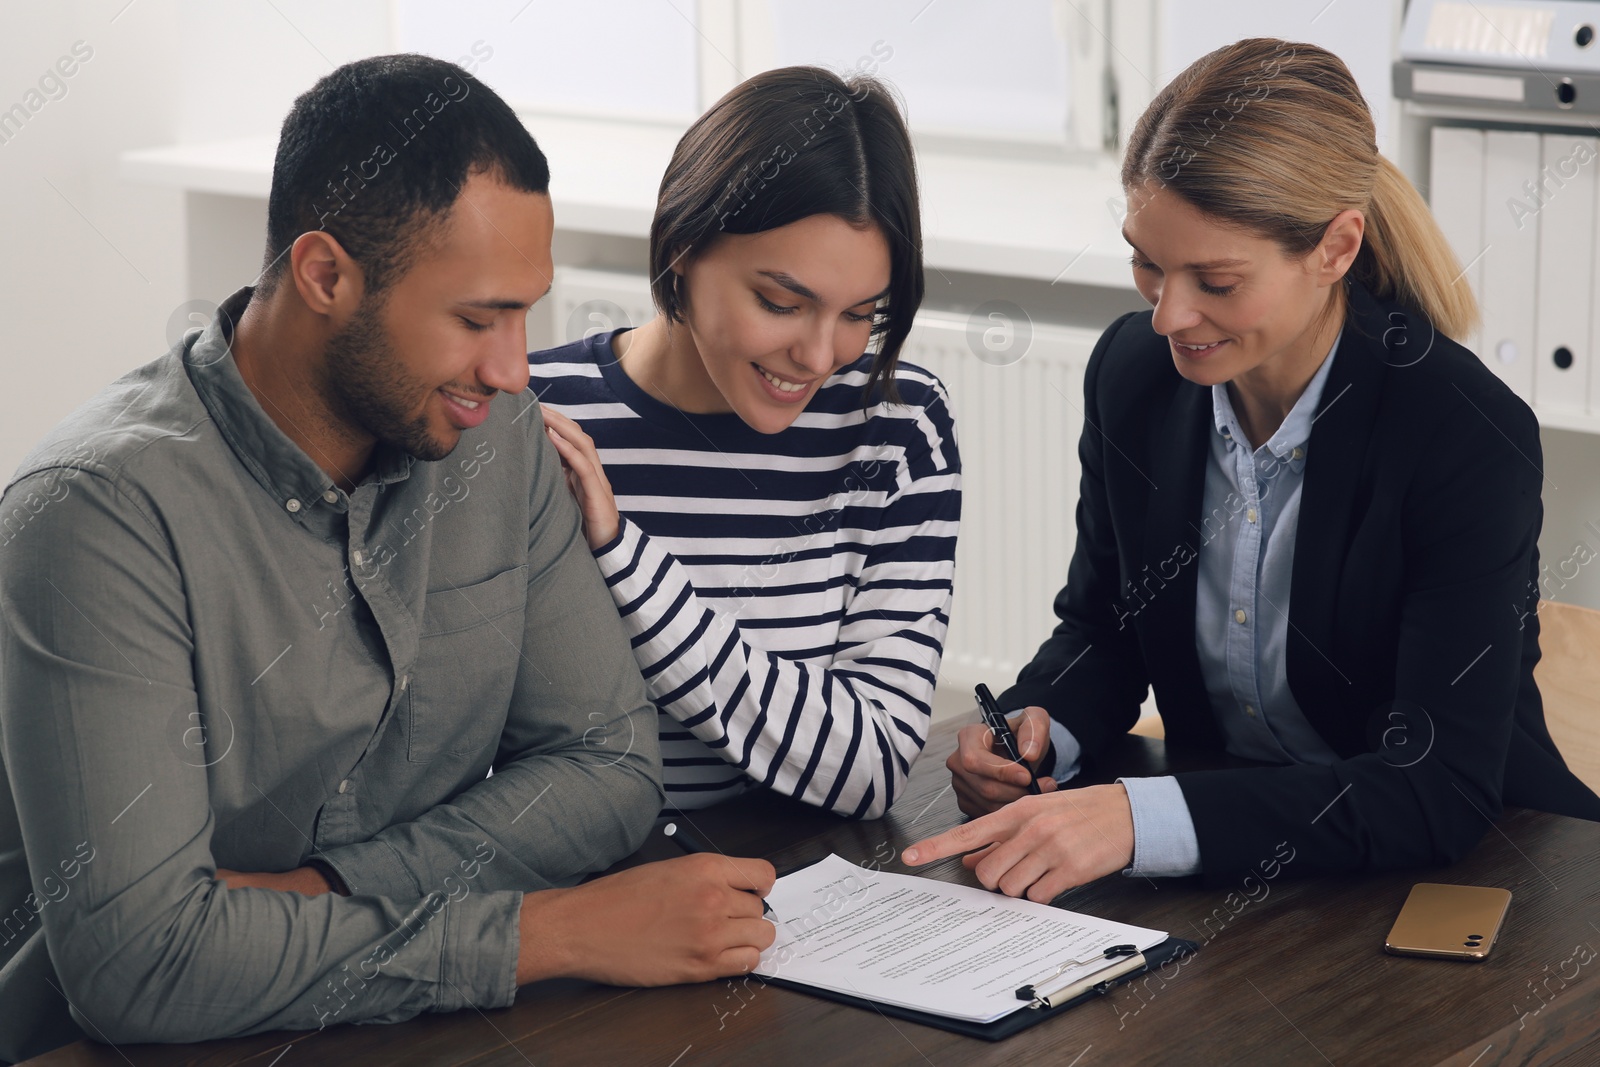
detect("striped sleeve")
[591,394,961,820]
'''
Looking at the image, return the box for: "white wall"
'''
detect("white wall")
[0,0,391,480]
[0,0,184,478]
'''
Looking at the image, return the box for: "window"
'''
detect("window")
[749,0,1077,146]
[1157,0,1400,150]
[393,0,1148,155]
[393,0,702,123]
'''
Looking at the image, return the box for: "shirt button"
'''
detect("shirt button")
[352,549,366,567]
[1247,508,1258,524]
[337,779,351,794]
[285,498,302,513]
[1292,447,1304,460]
[323,489,340,504]
[1234,608,1247,624]
[398,674,409,691]
[1245,704,1257,717]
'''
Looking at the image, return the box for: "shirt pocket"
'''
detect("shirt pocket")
[406,564,528,763]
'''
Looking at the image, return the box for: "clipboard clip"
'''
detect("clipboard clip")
[1014,943,1141,1005]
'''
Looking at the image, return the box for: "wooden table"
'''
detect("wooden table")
[27,721,1600,1067]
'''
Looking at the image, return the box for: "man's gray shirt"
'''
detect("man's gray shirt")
[0,288,663,1059]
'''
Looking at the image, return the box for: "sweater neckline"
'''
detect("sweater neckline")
[589,328,774,448]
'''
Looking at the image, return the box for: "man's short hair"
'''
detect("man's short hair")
[261,53,549,296]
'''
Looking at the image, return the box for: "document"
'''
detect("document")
[754,854,1167,1024]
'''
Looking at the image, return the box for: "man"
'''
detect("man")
[0,55,773,1061]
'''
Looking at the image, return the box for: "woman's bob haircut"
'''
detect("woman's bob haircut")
[648,65,924,401]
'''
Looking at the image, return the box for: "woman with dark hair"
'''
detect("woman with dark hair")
[907,38,1600,896]
[531,66,959,819]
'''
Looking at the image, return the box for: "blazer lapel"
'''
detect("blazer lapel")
[1289,277,1390,753]
[1138,374,1220,746]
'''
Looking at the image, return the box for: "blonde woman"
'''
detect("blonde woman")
[913,37,1600,897]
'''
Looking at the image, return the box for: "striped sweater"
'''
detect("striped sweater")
[528,330,961,819]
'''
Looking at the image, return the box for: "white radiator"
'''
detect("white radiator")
[550,266,659,347]
[904,314,1098,687]
[546,266,1100,692]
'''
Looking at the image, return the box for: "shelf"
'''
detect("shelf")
[118,113,1138,291]
[1400,97,1600,131]
[126,113,1599,436]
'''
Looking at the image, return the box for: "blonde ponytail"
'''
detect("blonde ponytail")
[1356,153,1480,342]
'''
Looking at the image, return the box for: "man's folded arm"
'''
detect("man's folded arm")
[0,468,523,1043]
[312,419,665,899]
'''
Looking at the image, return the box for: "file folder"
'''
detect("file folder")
[1535,133,1595,413]
[1480,129,1541,402]
[1429,125,1486,361]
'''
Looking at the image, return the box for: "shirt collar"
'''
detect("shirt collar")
[184,286,414,518]
[1211,326,1343,469]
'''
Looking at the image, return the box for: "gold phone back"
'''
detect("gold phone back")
[1384,883,1511,960]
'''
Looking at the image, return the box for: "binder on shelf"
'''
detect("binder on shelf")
[1480,129,1541,403]
[1397,1,1600,116]
[1534,133,1596,414]
[1429,126,1486,362]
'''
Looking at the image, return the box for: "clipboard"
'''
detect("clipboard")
[754,935,1200,1041]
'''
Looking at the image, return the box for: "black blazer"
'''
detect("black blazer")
[1000,276,1600,884]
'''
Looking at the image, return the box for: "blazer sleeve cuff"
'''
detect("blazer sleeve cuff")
[1046,718,1084,783]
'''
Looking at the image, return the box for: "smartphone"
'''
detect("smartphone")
[1384,883,1511,961]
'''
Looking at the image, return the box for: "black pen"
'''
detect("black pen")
[662,821,774,917]
[976,683,1042,795]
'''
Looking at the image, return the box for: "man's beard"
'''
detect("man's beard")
[322,297,455,463]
